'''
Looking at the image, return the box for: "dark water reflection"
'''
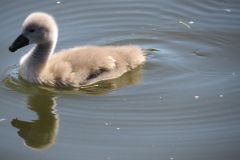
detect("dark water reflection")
[0,0,240,160]
[11,90,58,150]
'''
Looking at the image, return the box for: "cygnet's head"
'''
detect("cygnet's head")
[9,12,58,52]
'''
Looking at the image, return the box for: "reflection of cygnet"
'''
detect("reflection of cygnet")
[11,92,59,150]
[9,12,145,87]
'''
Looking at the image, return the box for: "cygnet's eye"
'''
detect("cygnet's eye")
[29,29,35,33]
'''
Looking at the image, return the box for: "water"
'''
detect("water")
[1,0,240,160]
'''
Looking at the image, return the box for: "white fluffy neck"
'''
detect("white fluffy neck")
[19,38,57,83]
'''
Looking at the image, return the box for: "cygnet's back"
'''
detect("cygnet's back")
[40,45,145,87]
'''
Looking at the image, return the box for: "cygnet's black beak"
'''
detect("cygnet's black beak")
[9,34,29,52]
